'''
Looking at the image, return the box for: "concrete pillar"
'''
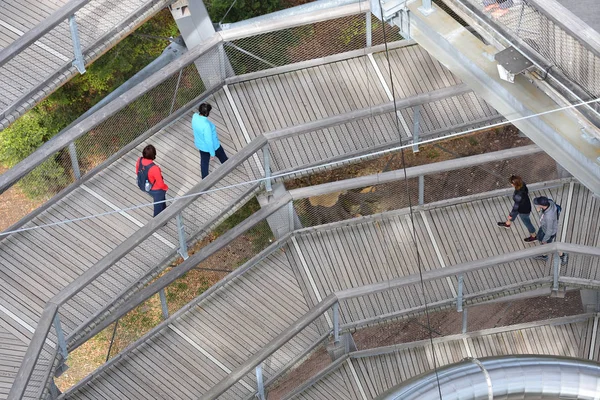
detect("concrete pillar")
[580,289,600,313]
[257,183,301,239]
[169,0,232,88]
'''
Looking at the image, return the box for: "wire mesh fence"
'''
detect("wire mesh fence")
[451,0,600,105]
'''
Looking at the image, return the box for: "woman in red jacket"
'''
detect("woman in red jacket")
[136,145,169,217]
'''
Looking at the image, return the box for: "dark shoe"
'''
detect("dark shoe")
[560,253,569,265]
[534,255,548,261]
[497,222,510,229]
[524,236,536,243]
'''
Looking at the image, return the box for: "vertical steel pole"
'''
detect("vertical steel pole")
[263,143,272,194]
[552,252,560,292]
[333,302,340,344]
[159,289,169,319]
[68,142,81,180]
[288,201,295,231]
[418,175,425,205]
[457,274,464,312]
[53,314,68,360]
[68,15,86,74]
[419,0,435,15]
[256,363,266,400]
[462,307,468,334]
[412,105,421,153]
[366,11,372,48]
[176,213,189,260]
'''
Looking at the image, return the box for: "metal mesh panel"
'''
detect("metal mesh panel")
[452,0,600,100]
[224,14,402,76]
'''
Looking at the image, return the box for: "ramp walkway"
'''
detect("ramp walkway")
[59,180,600,399]
[0,43,500,399]
[0,0,172,128]
[289,314,600,399]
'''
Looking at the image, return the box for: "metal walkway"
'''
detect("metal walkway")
[0,0,171,128]
[289,314,600,400]
[60,181,600,399]
[0,44,499,399]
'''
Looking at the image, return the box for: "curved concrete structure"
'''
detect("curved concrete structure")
[377,355,600,400]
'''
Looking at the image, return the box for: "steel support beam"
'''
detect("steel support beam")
[68,14,86,74]
[68,142,81,180]
[406,3,600,195]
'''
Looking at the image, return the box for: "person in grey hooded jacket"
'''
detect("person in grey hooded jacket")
[532,196,567,264]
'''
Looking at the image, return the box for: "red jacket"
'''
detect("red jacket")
[136,157,168,191]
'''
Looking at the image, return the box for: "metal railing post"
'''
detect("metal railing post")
[256,363,266,400]
[412,105,421,153]
[552,252,560,292]
[288,201,295,231]
[457,274,464,312]
[418,175,425,205]
[366,11,372,48]
[462,307,468,334]
[418,0,435,15]
[263,143,272,194]
[68,14,86,74]
[159,289,169,319]
[333,302,340,344]
[53,313,68,360]
[176,213,189,260]
[68,142,81,180]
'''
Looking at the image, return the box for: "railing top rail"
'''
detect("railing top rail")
[8,303,59,399]
[288,144,541,200]
[203,242,600,399]
[0,0,91,69]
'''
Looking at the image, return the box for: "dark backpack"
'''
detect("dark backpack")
[137,158,155,192]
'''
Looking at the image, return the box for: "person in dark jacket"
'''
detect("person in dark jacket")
[497,175,537,242]
[136,145,169,217]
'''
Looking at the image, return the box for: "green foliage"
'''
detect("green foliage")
[205,0,283,23]
[38,10,180,136]
[0,113,51,166]
[0,113,69,198]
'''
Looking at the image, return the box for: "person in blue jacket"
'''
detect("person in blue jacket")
[191,103,228,178]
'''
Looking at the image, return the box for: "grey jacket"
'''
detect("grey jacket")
[539,200,558,242]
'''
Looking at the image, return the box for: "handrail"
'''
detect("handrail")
[288,144,541,199]
[0,0,91,68]
[0,1,367,195]
[203,242,600,399]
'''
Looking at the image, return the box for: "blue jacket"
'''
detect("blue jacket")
[192,113,221,156]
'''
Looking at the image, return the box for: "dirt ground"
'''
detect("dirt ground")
[267,291,583,399]
[0,166,44,231]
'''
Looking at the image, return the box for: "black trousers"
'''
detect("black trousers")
[200,146,228,178]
